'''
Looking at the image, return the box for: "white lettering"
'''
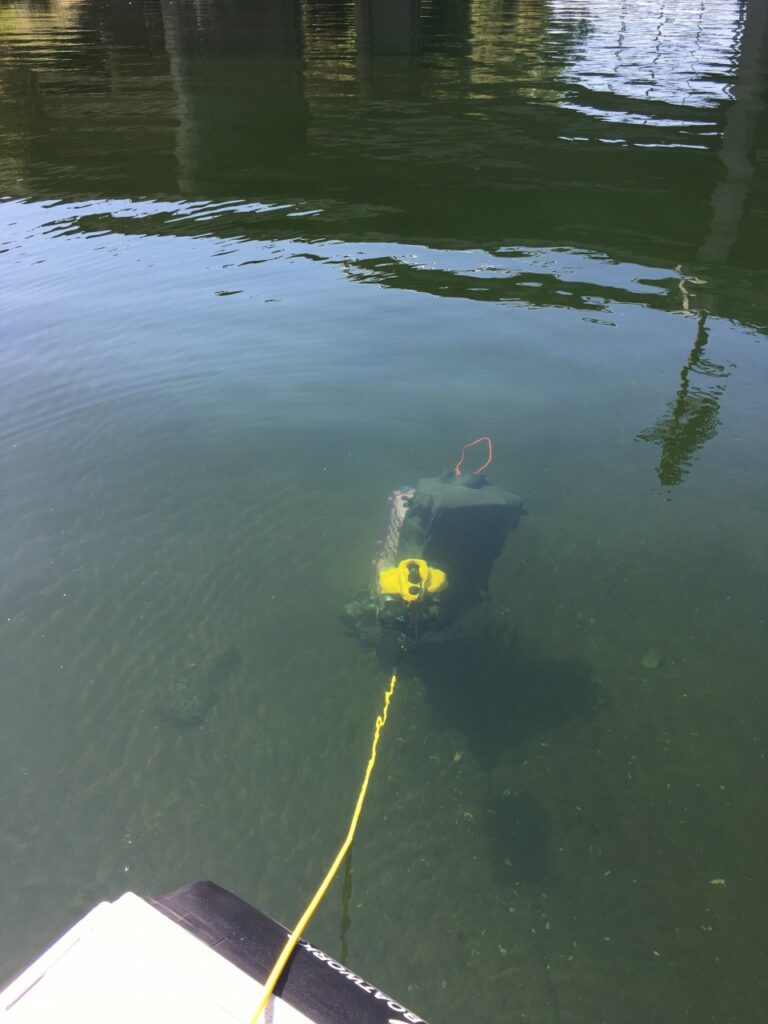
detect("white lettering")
[298,940,425,1023]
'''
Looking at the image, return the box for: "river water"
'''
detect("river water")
[1,1,767,1021]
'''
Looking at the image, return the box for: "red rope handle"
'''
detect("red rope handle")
[453,437,493,476]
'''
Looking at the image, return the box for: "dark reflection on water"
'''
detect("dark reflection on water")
[1,0,766,271]
[2,3,768,1023]
[637,310,731,486]
[2,0,766,337]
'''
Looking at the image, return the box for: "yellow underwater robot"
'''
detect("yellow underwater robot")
[345,439,525,651]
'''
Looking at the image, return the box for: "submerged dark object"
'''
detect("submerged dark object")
[156,647,242,729]
[345,466,524,650]
[397,471,524,606]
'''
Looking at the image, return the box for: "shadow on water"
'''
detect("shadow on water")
[402,610,585,1022]
[398,611,595,889]
[484,787,551,885]
[407,613,596,773]
[339,848,353,963]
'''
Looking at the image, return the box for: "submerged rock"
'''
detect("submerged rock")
[157,646,242,729]
[641,647,661,670]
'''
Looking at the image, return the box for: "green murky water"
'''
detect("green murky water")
[1,1,767,1020]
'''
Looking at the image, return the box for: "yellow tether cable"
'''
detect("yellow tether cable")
[250,670,399,1024]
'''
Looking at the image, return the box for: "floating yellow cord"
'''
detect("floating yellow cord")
[250,671,399,1024]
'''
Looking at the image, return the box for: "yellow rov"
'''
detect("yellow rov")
[377,558,447,604]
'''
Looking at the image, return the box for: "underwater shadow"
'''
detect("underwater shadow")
[406,612,596,773]
[484,787,551,885]
[405,613,595,888]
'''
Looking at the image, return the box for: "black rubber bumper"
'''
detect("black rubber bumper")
[151,881,429,1024]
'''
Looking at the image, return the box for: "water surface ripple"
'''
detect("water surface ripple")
[1,2,767,1023]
